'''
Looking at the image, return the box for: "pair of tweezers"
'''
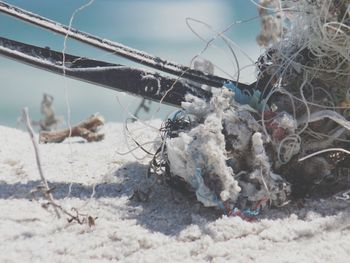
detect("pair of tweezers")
[0,1,254,107]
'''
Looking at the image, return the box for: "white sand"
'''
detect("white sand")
[0,122,349,263]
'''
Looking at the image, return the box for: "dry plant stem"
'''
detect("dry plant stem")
[49,202,95,226]
[23,108,95,224]
[22,107,61,218]
[39,114,104,143]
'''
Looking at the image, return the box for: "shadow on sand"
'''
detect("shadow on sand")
[1,161,349,236]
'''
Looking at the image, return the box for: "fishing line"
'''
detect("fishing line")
[62,0,95,136]
[115,95,162,161]
[185,17,242,81]
[61,0,95,198]
[299,148,350,162]
[151,13,262,119]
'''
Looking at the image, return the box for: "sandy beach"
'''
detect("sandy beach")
[0,121,349,262]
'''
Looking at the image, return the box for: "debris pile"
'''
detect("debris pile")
[151,89,291,213]
[149,0,350,215]
[255,0,350,196]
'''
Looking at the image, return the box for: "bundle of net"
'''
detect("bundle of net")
[148,88,291,217]
[147,0,350,216]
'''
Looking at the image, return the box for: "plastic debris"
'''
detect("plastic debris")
[151,89,291,213]
[230,208,260,222]
[224,82,269,112]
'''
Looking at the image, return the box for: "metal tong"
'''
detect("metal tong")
[0,1,254,107]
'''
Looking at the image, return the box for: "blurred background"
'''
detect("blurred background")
[0,0,263,127]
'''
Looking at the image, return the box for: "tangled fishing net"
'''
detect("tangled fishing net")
[147,0,350,216]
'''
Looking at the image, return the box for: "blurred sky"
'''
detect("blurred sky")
[0,0,263,127]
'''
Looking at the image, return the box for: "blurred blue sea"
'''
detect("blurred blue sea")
[0,0,262,127]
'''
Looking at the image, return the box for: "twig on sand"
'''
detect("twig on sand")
[22,107,97,225]
[39,114,105,143]
[22,107,61,218]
